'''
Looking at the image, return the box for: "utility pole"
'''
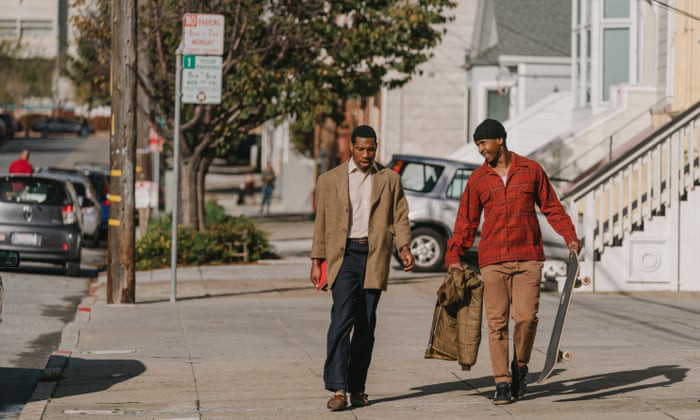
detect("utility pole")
[108,0,137,304]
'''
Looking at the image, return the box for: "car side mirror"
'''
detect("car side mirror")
[0,250,19,268]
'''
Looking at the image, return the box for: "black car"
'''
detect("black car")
[0,175,82,275]
[31,117,93,138]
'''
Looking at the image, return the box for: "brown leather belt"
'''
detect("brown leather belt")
[347,237,368,244]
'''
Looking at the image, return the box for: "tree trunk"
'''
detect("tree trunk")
[178,155,200,228]
[196,150,215,231]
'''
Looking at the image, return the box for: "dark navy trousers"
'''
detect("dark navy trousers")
[323,241,381,393]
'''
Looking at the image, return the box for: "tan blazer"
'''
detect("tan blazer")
[311,160,412,290]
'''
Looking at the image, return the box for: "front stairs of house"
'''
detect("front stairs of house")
[562,101,700,292]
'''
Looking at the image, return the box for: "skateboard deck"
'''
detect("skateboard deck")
[536,253,588,383]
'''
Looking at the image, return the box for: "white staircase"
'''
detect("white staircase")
[563,101,700,291]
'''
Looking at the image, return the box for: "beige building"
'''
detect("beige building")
[0,0,68,58]
[0,0,72,111]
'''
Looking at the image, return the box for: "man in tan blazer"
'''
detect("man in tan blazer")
[310,125,414,411]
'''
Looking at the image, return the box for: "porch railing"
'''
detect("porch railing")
[563,100,700,260]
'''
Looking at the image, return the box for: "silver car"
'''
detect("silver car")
[36,168,102,247]
[0,175,82,275]
[388,155,570,281]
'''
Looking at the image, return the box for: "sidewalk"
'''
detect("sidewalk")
[20,257,700,419]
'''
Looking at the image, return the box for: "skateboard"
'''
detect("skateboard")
[536,253,590,383]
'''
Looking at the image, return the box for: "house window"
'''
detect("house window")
[20,20,52,37]
[602,28,629,101]
[573,0,592,107]
[604,0,630,19]
[487,89,510,122]
[0,20,17,37]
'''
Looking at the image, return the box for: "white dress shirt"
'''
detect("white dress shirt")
[348,159,378,238]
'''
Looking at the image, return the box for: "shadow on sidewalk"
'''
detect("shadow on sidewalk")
[51,357,146,399]
[0,367,43,415]
[370,365,687,405]
[0,358,145,413]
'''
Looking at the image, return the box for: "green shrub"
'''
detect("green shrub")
[135,202,276,270]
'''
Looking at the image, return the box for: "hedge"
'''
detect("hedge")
[135,202,276,270]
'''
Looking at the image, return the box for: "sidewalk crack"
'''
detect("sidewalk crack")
[179,303,202,418]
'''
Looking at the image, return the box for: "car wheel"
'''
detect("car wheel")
[409,227,446,272]
[65,260,80,277]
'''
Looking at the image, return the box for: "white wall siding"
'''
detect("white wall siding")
[382,0,478,161]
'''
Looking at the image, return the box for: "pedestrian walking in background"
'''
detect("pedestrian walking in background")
[445,119,580,405]
[310,125,415,411]
[8,149,33,174]
[238,172,254,205]
[259,163,275,214]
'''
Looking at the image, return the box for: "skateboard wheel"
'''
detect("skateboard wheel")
[581,277,591,286]
[558,350,573,361]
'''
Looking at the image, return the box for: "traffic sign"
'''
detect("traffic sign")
[182,55,222,104]
[182,13,224,55]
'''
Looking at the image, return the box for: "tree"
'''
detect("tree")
[72,0,455,230]
[68,0,112,109]
[0,40,55,110]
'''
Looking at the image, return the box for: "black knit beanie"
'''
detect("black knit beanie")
[473,119,507,141]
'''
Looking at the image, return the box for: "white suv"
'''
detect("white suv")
[388,155,569,283]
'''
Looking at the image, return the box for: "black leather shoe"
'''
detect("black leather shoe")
[493,382,512,405]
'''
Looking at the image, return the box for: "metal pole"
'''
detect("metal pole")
[170,47,182,303]
[153,148,160,218]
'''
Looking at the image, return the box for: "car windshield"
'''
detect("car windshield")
[0,178,68,205]
[391,159,444,193]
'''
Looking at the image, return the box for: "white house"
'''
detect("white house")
[450,0,574,165]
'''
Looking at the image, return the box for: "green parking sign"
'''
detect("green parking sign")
[183,55,196,69]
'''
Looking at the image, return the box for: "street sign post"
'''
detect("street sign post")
[171,13,224,302]
[182,55,222,104]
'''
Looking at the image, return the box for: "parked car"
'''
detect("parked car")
[388,154,570,279]
[75,165,110,239]
[35,168,102,247]
[0,175,82,275]
[0,114,21,139]
[0,118,6,141]
[31,117,93,138]
[0,250,20,322]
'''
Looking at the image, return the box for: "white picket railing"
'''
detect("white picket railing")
[564,101,700,261]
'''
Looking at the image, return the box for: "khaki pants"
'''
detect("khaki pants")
[481,261,543,383]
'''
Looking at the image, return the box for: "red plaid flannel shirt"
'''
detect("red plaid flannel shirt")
[445,153,578,268]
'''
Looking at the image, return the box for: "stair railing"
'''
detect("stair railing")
[562,101,700,264]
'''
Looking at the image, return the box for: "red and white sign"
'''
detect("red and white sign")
[182,13,224,55]
[135,180,158,209]
[148,127,164,153]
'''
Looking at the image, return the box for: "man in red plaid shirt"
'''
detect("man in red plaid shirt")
[446,119,580,405]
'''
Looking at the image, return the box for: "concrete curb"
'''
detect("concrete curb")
[18,275,100,420]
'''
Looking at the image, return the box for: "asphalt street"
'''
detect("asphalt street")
[0,133,109,419]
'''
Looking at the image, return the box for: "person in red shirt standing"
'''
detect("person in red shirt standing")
[8,149,33,174]
[445,119,580,405]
